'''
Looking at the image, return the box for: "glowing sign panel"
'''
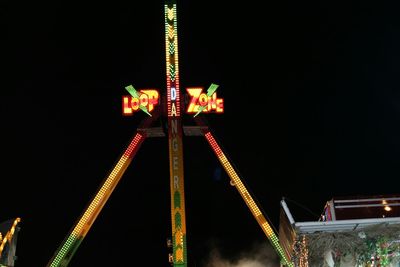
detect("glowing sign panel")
[186,88,224,114]
[122,89,159,115]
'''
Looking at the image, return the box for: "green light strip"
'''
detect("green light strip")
[49,234,81,267]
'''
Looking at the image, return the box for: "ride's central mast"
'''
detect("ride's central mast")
[164,1,187,266]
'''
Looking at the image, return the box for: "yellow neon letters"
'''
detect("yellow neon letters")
[186,88,224,114]
[122,89,159,115]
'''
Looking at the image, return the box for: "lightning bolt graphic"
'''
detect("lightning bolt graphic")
[125,85,152,116]
[193,83,219,117]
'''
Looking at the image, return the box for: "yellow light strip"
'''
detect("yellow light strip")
[72,133,143,237]
[173,6,180,117]
[0,217,21,258]
[48,133,145,267]
[164,4,181,118]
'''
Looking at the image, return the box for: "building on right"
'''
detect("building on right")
[279,195,400,267]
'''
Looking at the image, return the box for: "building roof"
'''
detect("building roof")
[281,197,400,234]
[327,195,400,220]
[294,216,400,234]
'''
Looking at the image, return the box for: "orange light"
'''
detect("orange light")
[384,206,392,211]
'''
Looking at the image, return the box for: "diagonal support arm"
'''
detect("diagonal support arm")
[201,129,294,267]
[46,130,147,267]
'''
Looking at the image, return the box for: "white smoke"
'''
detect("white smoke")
[203,241,280,267]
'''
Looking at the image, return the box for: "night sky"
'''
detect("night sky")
[2,1,400,266]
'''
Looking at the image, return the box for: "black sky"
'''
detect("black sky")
[2,0,400,266]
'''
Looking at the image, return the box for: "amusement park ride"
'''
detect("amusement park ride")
[46,1,293,266]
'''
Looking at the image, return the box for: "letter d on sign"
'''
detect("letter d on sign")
[171,87,177,101]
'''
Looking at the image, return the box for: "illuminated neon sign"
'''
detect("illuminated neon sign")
[186,85,224,116]
[122,85,159,116]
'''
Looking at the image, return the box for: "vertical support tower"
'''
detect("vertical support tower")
[164,1,187,266]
